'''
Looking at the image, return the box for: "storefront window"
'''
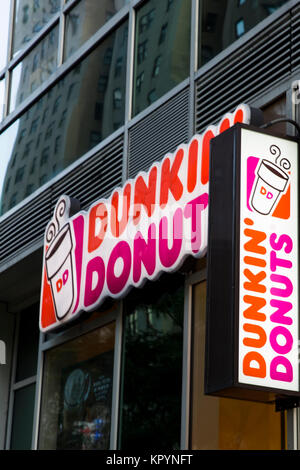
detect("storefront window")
[132,0,191,116]
[9,304,39,450]
[12,0,60,58]
[38,322,116,450]
[9,25,59,113]
[10,384,36,450]
[0,20,128,216]
[199,0,290,67]
[64,0,129,60]
[119,275,184,450]
[15,305,40,382]
[190,281,286,450]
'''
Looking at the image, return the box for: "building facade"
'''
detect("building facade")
[0,0,299,450]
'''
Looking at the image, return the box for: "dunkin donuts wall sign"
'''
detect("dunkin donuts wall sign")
[39,104,254,333]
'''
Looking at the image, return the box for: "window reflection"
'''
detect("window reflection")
[10,384,36,449]
[64,0,130,61]
[199,0,290,66]
[190,281,284,450]
[0,78,6,121]
[0,20,128,215]
[119,275,184,450]
[0,1,11,70]
[133,0,191,117]
[12,0,60,57]
[9,25,59,113]
[38,323,116,450]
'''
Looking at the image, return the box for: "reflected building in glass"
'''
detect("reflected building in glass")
[133,0,191,116]
[200,0,288,64]
[0,0,296,453]
[1,1,128,214]
[12,0,60,58]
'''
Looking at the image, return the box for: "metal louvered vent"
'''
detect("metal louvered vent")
[0,136,124,271]
[291,3,300,71]
[196,10,293,133]
[128,87,189,178]
[0,189,52,265]
[51,136,124,211]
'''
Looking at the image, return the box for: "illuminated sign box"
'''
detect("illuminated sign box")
[205,123,299,403]
[40,104,255,333]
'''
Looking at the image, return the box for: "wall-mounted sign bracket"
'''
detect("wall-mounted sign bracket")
[275,396,300,412]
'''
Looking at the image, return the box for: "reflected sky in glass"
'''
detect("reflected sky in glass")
[0,1,11,70]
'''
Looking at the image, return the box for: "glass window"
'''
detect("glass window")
[9,304,39,450]
[158,23,168,44]
[15,304,39,382]
[133,0,191,117]
[235,18,245,38]
[137,40,148,65]
[9,25,59,113]
[136,71,144,92]
[64,0,130,61]
[0,78,6,122]
[12,0,60,57]
[0,20,128,216]
[113,88,122,109]
[152,55,162,77]
[10,384,36,450]
[38,322,116,450]
[167,0,174,11]
[190,281,286,450]
[119,274,184,450]
[0,1,11,70]
[199,0,290,67]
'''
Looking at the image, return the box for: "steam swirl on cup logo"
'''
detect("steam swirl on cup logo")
[46,197,68,244]
[46,221,57,244]
[270,144,291,171]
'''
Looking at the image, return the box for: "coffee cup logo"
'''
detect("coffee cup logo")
[250,145,290,216]
[45,197,76,321]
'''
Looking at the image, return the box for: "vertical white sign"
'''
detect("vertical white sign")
[239,128,299,392]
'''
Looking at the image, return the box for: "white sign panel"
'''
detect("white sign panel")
[239,128,299,391]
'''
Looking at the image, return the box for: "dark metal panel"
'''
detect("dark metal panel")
[128,87,190,178]
[51,136,124,210]
[0,190,52,264]
[291,3,300,71]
